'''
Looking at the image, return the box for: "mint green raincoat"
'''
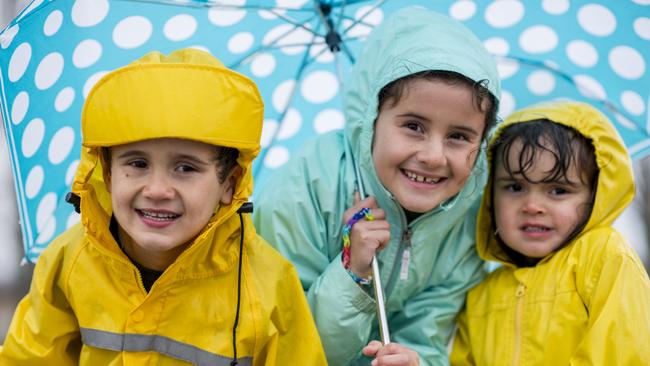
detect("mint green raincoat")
[253,8,500,366]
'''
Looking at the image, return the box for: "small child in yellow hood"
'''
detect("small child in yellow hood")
[0,48,327,366]
[450,100,650,365]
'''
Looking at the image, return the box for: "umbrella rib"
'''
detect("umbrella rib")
[341,0,387,36]
[253,36,318,179]
[501,54,645,132]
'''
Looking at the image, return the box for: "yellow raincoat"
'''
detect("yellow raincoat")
[0,49,326,366]
[450,101,650,365]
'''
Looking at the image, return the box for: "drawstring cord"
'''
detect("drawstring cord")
[230,212,244,366]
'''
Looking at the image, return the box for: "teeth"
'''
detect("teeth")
[404,170,441,184]
[140,210,178,220]
[524,226,548,232]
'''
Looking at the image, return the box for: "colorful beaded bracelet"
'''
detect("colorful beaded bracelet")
[342,207,374,285]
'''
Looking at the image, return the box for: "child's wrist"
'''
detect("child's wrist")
[345,267,373,286]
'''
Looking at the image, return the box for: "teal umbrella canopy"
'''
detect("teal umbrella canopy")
[0,0,648,261]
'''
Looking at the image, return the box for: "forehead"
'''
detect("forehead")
[110,138,216,157]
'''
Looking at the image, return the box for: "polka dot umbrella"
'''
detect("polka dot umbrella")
[0,0,648,262]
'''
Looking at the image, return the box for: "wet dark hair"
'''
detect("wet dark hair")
[376,70,499,142]
[489,119,598,266]
[101,145,239,183]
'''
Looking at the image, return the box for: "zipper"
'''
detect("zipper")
[512,283,526,366]
[384,229,412,296]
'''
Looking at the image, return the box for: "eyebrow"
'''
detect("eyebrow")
[115,150,213,165]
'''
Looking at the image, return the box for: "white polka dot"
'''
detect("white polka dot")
[36,192,57,232]
[301,71,338,104]
[277,109,302,140]
[49,127,76,165]
[67,211,81,229]
[483,37,509,56]
[272,80,296,112]
[341,19,372,39]
[309,43,334,63]
[25,165,44,199]
[519,25,558,54]
[208,1,246,27]
[484,0,524,28]
[113,16,152,49]
[635,17,650,40]
[164,14,197,41]
[259,10,281,20]
[66,160,80,185]
[44,10,63,36]
[84,71,109,97]
[251,53,276,77]
[631,0,650,4]
[73,39,102,68]
[228,32,254,54]
[566,40,598,68]
[71,0,109,27]
[497,58,520,80]
[55,87,76,112]
[8,42,31,82]
[621,90,645,116]
[542,0,569,15]
[314,109,344,133]
[22,118,45,158]
[35,216,56,245]
[35,52,64,90]
[609,46,645,80]
[527,70,556,95]
[276,0,309,8]
[498,90,515,119]
[11,91,29,125]
[0,24,19,49]
[577,4,616,37]
[614,112,639,130]
[264,146,289,169]
[450,0,476,21]
[573,74,607,101]
[263,24,313,55]
[355,5,384,26]
[260,119,278,148]
[16,0,44,21]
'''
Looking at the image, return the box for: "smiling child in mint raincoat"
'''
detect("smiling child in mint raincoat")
[253,7,500,366]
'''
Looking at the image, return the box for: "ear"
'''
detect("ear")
[219,165,241,205]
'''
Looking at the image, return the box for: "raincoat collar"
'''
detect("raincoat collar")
[477,100,635,265]
[342,6,501,217]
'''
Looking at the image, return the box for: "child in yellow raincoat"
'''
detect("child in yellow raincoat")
[0,48,327,366]
[451,100,650,365]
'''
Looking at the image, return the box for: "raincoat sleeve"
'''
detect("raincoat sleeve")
[0,232,82,365]
[253,133,377,365]
[252,246,328,366]
[571,230,650,365]
[389,229,485,366]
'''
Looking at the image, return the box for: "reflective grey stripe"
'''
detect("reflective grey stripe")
[80,328,252,366]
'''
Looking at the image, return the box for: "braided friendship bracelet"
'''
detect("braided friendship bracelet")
[342,207,374,285]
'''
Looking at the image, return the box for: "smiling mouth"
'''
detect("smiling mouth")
[403,169,444,184]
[136,209,180,221]
[522,225,551,232]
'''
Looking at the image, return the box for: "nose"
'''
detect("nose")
[522,193,544,215]
[416,141,447,167]
[142,170,175,200]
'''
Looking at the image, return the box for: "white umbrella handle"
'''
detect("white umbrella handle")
[353,159,391,346]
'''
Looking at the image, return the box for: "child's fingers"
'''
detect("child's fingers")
[343,196,380,222]
[372,343,419,366]
[362,340,383,357]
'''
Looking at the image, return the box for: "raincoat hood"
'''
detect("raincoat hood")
[343,6,500,207]
[74,48,263,243]
[477,100,635,264]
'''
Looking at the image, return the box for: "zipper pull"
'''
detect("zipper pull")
[400,230,412,280]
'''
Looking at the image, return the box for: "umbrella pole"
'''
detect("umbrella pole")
[353,157,391,345]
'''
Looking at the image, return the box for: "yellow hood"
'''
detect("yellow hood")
[72,48,263,245]
[477,100,634,264]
